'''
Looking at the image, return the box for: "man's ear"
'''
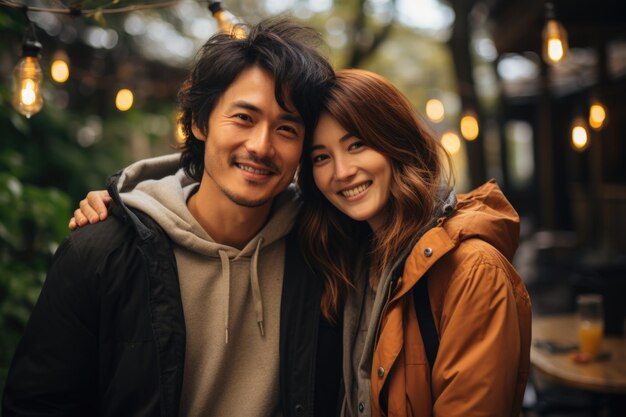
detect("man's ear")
[191,123,207,142]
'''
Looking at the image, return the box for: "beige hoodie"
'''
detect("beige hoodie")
[117,154,300,417]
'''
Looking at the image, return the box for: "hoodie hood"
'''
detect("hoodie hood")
[115,153,300,258]
[109,153,300,345]
[440,179,520,261]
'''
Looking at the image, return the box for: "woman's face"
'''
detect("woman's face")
[310,112,392,232]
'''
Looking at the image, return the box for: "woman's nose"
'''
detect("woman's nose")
[333,156,357,181]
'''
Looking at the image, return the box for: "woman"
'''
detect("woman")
[70,69,531,417]
[297,69,530,417]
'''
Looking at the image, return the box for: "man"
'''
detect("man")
[3,18,340,417]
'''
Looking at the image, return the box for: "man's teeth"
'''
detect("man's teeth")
[341,183,370,197]
[237,164,271,175]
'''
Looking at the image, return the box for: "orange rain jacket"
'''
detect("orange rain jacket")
[370,180,531,417]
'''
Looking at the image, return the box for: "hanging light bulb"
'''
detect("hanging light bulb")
[460,111,479,141]
[588,101,607,130]
[51,50,70,83]
[542,3,569,65]
[208,1,247,39]
[570,117,589,151]
[12,39,44,118]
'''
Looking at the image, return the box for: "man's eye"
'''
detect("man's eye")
[278,125,298,135]
[235,114,252,122]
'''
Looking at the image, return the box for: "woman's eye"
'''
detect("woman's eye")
[348,141,365,151]
[312,154,329,163]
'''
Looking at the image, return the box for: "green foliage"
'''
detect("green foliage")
[0,149,71,395]
[0,15,177,398]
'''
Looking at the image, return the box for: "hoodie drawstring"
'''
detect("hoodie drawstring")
[218,250,231,344]
[218,237,266,344]
[250,237,265,337]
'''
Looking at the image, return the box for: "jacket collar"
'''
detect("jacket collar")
[106,171,153,241]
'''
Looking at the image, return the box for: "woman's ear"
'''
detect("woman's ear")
[191,123,207,141]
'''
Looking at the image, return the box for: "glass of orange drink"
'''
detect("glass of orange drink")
[576,294,604,357]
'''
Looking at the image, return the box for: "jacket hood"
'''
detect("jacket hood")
[440,179,520,261]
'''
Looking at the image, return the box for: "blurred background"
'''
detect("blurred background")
[1,0,625,415]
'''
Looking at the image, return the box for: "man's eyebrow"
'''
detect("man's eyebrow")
[229,101,261,113]
[281,113,304,125]
[310,133,353,151]
[229,100,304,125]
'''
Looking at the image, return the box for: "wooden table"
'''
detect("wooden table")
[532,314,626,394]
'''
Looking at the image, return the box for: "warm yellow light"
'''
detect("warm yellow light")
[542,19,569,64]
[460,113,479,141]
[589,103,607,130]
[214,10,247,39]
[441,131,461,156]
[547,38,564,62]
[50,50,70,83]
[12,55,44,118]
[571,120,589,151]
[209,2,247,39]
[116,88,134,111]
[51,60,69,83]
[425,99,445,123]
[21,79,37,105]
[176,123,185,143]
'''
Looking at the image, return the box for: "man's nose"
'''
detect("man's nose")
[244,125,275,158]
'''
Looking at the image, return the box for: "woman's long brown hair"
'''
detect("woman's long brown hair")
[297,69,452,322]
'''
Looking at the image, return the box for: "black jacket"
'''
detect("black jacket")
[3,175,341,417]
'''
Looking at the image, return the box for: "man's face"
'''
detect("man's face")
[192,66,305,208]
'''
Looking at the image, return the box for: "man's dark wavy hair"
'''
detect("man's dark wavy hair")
[177,17,335,181]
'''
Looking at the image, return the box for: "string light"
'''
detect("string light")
[208,1,247,39]
[425,98,445,123]
[542,2,569,65]
[571,117,589,151]
[0,0,184,17]
[3,0,243,117]
[460,111,479,141]
[115,88,134,111]
[12,33,44,118]
[51,50,70,83]
[588,101,607,130]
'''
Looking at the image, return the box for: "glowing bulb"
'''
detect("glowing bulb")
[209,1,247,39]
[426,99,445,123]
[116,88,134,111]
[51,51,70,83]
[21,79,37,105]
[571,119,589,151]
[547,38,564,61]
[460,113,479,141]
[589,103,607,130]
[12,50,44,118]
[542,19,568,64]
[441,132,461,156]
